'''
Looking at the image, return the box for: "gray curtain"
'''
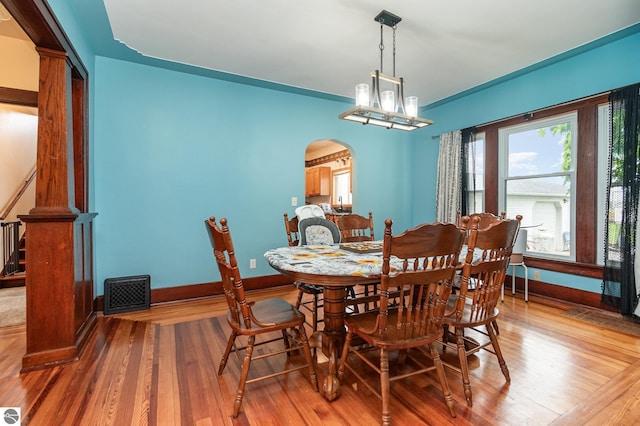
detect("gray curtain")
[436,131,462,223]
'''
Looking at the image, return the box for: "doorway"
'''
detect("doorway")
[305,139,353,212]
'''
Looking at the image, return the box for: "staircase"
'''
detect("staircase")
[1,223,26,288]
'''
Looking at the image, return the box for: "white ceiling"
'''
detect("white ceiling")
[102,0,640,106]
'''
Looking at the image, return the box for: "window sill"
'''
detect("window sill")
[523,257,603,279]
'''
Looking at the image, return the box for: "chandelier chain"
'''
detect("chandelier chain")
[392,25,397,77]
[379,20,384,74]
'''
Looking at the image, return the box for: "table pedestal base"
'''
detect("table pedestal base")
[320,286,347,401]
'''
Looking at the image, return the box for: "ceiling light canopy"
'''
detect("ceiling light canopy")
[339,10,433,131]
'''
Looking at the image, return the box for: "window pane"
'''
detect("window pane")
[506,176,571,256]
[506,119,574,177]
[333,171,352,205]
[499,112,576,260]
[606,185,623,262]
[465,133,485,213]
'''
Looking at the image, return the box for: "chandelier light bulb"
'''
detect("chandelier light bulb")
[355,84,370,106]
[405,96,418,117]
[381,90,395,112]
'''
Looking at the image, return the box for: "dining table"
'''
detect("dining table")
[264,241,385,401]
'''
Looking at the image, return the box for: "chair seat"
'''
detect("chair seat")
[227,297,305,335]
[345,309,444,349]
[445,295,500,328]
[295,282,324,294]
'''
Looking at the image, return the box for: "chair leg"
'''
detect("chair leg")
[232,335,255,418]
[428,342,457,418]
[311,293,319,332]
[347,286,360,313]
[380,348,391,426]
[282,329,291,355]
[218,331,237,375]
[455,327,473,407]
[486,323,510,382]
[295,288,304,310]
[337,331,353,381]
[297,325,319,392]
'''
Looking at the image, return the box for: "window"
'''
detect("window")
[498,113,577,260]
[333,169,352,206]
[464,132,485,214]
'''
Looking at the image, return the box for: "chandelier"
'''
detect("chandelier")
[339,10,433,131]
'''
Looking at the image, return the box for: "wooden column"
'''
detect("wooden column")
[19,48,96,370]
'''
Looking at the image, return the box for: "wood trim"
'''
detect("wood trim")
[523,257,603,279]
[94,274,294,312]
[510,275,606,309]
[0,86,38,106]
[575,102,599,264]
[2,0,87,79]
[305,149,350,167]
[483,126,499,213]
[6,0,97,371]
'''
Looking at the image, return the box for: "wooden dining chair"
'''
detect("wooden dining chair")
[283,213,300,247]
[336,211,374,242]
[337,212,380,312]
[455,211,508,333]
[205,216,318,418]
[441,214,521,407]
[338,219,465,425]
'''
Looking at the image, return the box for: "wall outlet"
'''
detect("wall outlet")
[249,259,256,269]
[533,270,541,281]
[291,197,298,206]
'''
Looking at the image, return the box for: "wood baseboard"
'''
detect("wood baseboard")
[509,275,605,309]
[95,274,293,312]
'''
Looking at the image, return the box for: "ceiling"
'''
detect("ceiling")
[3,1,640,106]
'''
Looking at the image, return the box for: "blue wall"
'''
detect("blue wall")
[92,58,417,293]
[409,25,640,293]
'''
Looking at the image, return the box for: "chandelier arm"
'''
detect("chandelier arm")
[398,77,406,115]
[372,71,381,109]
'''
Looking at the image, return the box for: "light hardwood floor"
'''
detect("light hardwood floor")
[1,286,640,425]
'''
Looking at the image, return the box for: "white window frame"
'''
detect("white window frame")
[498,112,577,261]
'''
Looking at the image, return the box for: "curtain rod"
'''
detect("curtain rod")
[431,88,616,140]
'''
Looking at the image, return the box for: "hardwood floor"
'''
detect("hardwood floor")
[1,286,640,425]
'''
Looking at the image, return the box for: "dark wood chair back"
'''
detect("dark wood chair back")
[376,219,465,337]
[283,213,299,246]
[337,212,374,242]
[204,216,250,328]
[456,211,506,229]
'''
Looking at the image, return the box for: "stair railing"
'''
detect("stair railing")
[1,221,21,277]
[0,167,36,221]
